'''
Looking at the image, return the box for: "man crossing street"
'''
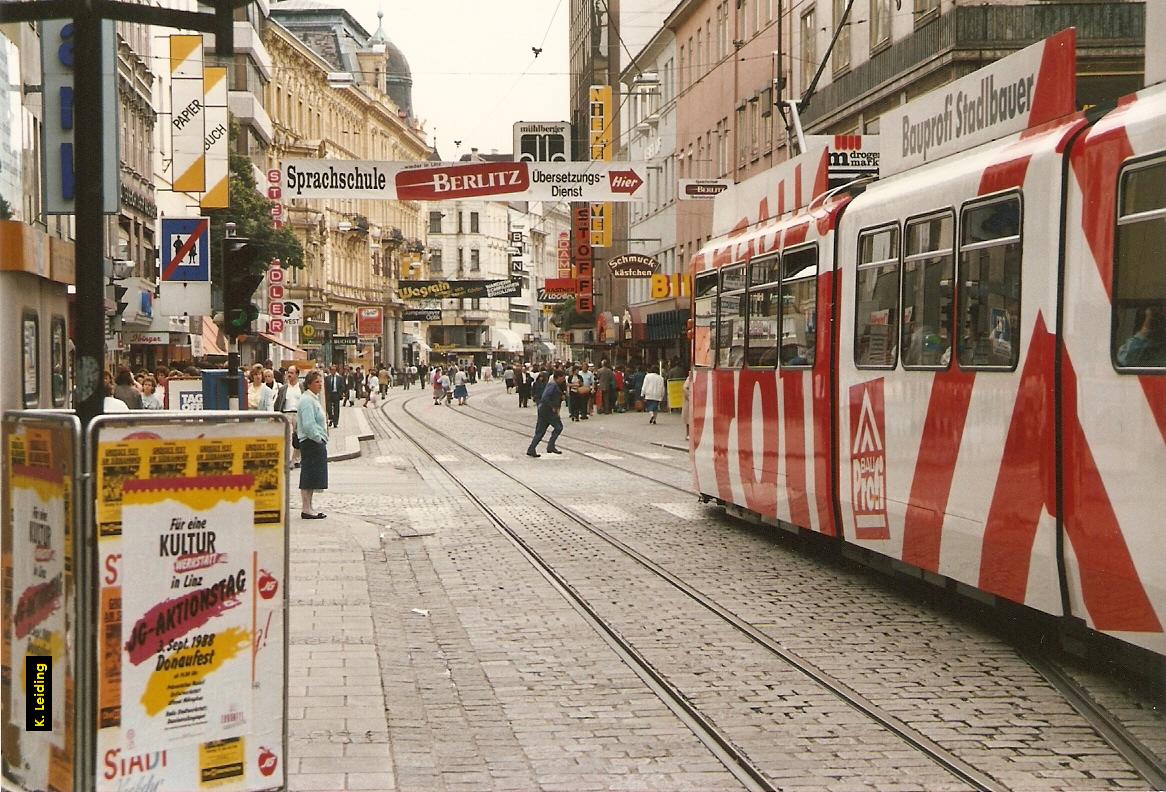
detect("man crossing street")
[527,370,566,458]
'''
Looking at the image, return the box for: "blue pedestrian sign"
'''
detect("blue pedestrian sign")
[161,217,210,282]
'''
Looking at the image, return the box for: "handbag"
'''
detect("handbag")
[292,433,301,449]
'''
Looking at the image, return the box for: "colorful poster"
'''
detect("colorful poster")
[94,419,286,792]
[119,475,255,747]
[2,417,77,792]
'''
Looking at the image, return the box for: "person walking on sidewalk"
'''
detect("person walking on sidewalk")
[297,370,329,519]
[596,360,614,414]
[517,366,533,408]
[641,367,666,425]
[527,370,566,457]
[274,366,304,467]
[453,366,469,405]
[324,366,344,428]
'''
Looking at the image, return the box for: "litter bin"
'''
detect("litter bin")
[201,369,248,410]
[666,379,685,413]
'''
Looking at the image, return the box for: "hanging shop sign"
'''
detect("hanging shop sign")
[399,278,521,301]
[41,18,119,214]
[357,307,383,337]
[679,179,732,200]
[573,206,593,313]
[170,35,206,193]
[331,335,357,347]
[280,159,646,202]
[608,253,659,278]
[557,231,571,278]
[403,309,441,322]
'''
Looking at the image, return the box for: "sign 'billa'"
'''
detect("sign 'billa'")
[607,253,659,278]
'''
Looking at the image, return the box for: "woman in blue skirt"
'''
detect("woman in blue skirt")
[296,370,329,519]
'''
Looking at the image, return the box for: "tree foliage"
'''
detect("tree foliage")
[205,150,304,283]
[550,295,591,329]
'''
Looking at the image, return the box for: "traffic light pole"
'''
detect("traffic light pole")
[73,7,107,429]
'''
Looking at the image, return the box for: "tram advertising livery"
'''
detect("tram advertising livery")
[689,30,1166,658]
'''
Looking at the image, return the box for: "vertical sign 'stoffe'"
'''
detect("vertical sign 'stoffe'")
[200,67,229,209]
[573,205,593,313]
[170,35,206,193]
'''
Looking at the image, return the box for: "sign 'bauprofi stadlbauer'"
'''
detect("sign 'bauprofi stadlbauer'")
[281,160,647,202]
[881,29,1076,177]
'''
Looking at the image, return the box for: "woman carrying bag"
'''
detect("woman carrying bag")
[296,370,329,519]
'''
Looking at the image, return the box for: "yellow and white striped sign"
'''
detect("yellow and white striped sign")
[200,67,229,209]
[170,35,205,193]
[589,84,613,248]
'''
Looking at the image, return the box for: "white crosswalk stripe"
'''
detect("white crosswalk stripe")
[483,453,513,463]
[654,501,707,521]
[375,455,405,466]
[584,452,623,461]
[569,503,633,523]
[433,454,459,463]
[634,452,672,460]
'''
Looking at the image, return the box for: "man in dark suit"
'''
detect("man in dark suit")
[324,365,345,427]
[527,370,566,458]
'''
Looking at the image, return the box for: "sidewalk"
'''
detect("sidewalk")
[327,404,375,462]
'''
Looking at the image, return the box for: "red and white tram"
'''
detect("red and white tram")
[689,30,1166,657]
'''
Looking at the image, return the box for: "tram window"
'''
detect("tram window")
[901,212,954,369]
[749,255,780,288]
[745,287,781,366]
[855,225,900,368]
[1113,158,1166,372]
[717,264,747,367]
[957,195,1022,370]
[780,245,818,367]
[51,316,67,407]
[693,271,719,367]
[21,313,39,408]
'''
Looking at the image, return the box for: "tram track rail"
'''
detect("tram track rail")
[370,390,1015,792]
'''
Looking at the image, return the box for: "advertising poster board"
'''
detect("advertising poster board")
[1,413,79,792]
[91,417,287,792]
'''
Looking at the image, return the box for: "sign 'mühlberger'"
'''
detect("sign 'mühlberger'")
[281,160,647,202]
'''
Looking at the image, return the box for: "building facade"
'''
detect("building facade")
[266,1,429,367]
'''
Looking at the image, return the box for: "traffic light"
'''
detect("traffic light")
[222,237,262,336]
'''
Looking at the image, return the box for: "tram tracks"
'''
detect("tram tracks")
[371,391,1017,792]
[450,390,1166,784]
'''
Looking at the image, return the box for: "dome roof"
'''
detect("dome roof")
[369,10,413,117]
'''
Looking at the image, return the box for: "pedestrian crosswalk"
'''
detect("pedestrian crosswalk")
[634,452,672,460]
[653,501,707,521]
[569,503,633,523]
[483,453,513,463]
[433,454,459,463]
[375,455,406,466]
[584,452,623,461]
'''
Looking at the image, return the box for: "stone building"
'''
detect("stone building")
[266,1,430,367]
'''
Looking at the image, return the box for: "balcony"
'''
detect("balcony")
[800,1,1144,128]
[459,310,489,323]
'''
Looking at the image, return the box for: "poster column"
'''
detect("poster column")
[2,414,80,792]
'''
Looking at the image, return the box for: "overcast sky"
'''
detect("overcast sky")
[345,1,570,159]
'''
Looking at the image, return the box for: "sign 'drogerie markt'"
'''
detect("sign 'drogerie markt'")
[281,160,647,202]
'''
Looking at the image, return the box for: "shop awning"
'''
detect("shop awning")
[259,332,306,356]
[491,327,524,353]
[197,316,227,356]
[404,334,432,352]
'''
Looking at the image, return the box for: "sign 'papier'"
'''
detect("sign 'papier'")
[881,29,1076,177]
[281,160,647,202]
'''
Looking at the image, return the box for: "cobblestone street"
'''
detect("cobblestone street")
[282,385,1166,792]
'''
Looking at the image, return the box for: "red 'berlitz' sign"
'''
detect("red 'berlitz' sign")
[396,162,530,201]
